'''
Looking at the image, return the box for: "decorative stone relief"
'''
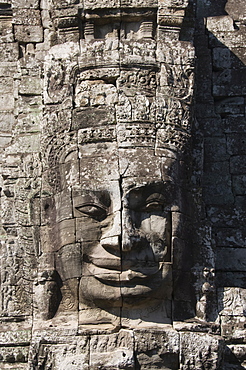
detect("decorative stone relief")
[0,0,245,368]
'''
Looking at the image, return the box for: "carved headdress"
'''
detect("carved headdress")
[42,9,195,189]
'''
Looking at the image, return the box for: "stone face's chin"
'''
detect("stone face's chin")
[80,262,172,307]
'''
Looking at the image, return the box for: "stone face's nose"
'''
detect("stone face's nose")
[100,207,140,252]
[100,210,121,251]
[121,208,140,252]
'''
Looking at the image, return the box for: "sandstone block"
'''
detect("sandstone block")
[18,76,42,95]
[233,175,246,195]
[180,332,224,370]
[0,112,14,132]
[216,247,246,271]
[14,25,43,43]
[13,9,41,26]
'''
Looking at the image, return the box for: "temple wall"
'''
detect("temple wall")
[195,1,246,367]
[0,0,245,368]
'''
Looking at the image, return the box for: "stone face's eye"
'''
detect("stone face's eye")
[142,193,165,212]
[76,204,107,221]
[128,185,166,212]
[144,201,163,212]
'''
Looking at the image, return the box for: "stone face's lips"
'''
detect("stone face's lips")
[88,256,121,271]
[86,262,161,283]
[89,256,160,272]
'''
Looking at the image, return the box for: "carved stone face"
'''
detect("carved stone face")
[79,180,172,308]
[55,142,174,312]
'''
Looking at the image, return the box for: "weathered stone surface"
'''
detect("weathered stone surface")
[203,161,234,205]
[12,0,39,8]
[230,155,246,174]
[232,175,246,195]
[221,315,246,342]
[216,248,246,271]
[213,228,246,247]
[14,25,43,43]
[180,332,224,369]
[225,0,246,22]
[89,330,134,369]
[0,0,245,368]
[217,287,246,343]
[13,9,42,26]
[0,112,15,132]
[134,328,180,369]
[18,76,42,96]
[224,344,246,369]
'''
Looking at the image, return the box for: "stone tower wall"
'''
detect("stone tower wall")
[0,0,245,368]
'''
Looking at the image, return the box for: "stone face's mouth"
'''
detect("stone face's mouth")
[80,262,172,303]
[86,256,121,271]
[86,262,162,283]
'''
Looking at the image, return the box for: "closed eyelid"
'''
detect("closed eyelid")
[75,202,108,221]
[75,190,111,210]
[146,193,165,203]
[76,201,108,211]
[140,195,165,212]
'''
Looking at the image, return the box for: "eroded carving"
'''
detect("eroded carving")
[1,0,241,367]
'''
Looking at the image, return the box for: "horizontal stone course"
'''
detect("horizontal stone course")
[0,0,245,368]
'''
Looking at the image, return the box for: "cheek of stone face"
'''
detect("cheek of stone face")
[76,216,102,244]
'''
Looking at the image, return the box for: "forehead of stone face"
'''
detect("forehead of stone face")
[60,142,177,192]
[78,142,120,187]
[119,147,161,177]
[119,146,167,191]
